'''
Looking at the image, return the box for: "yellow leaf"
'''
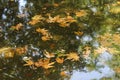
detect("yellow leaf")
[41,35,51,41]
[35,59,54,69]
[60,71,68,77]
[36,28,48,35]
[75,10,87,17]
[24,59,34,66]
[66,52,79,61]
[44,50,55,58]
[94,46,107,55]
[29,15,44,25]
[74,31,83,36]
[56,57,64,64]
[46,14,60,23]
[32,15,44,21]
[0,47,14,58]
[110,6,120,14]
[11,23,23,31]
[15,46,28,55]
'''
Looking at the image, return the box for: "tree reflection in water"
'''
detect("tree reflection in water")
[0,0,120,80]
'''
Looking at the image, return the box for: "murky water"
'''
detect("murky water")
[0,0,119,80]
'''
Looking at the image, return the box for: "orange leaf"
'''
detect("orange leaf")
[35,59,54,69]
[41,36,51,41]
[66,52,79,61]
[24,59,34,66]
[74,31,83,36]
[44,50,55,58]
[11,23,23,31]
[56,57,64,64]
[75,10,87,17]
[60,71,68,77]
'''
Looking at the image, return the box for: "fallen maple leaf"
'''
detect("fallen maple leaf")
[56,57,64,64]
[35,59,54,69]
[44,50,55,58]
[60,71,68,77]
[24,59,34,66]
[66,52,79,61]
[75,10,87,17]
[94,46,107,55]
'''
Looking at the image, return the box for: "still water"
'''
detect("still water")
[0,0,118,80]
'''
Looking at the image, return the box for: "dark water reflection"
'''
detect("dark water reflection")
[0,0,117,80]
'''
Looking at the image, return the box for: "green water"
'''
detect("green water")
[0,0,120,80]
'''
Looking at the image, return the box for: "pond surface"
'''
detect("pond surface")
[0,0,119,80]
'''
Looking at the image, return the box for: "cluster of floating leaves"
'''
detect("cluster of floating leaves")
[36,28,52,41]
[28,10,87,27]
[0,46,28,58]
[23,50,79,69]
[98,33,120,54]
[110,1,120,14]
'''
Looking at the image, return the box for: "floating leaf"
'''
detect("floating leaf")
[36,28,48,35]
[74,31,83,36]
[66,52,79,61]
[94,46,107,55]
[56,57,64,64]
[60,71,68,77]
[11,23,23,31]
[24,59,34,66]
[44,50,55,58]
[0,47,14,58]
[114,67,120,73]
[15,46,28,55]
[75,10,87,17]
[110,6,120,14]
[35,59,54,69]
[29,15,44,25]
[41,35,51,41]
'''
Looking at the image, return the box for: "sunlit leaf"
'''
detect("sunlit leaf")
[56,57,64,64]
[94,46,107,55]
[74,31,83,36]
[35,59,54,69]
[66,52,79,61]
[44,50,55,58]
[24,59,34,66]
[60,71,68,77]
[46,14,60,23]
[15,46,28,55]
[36,28,48,35]
[41,35,51,41]
[29,15,44,25]
[75,10,87,17]
[11,23,23,31]
[0,47,14,58]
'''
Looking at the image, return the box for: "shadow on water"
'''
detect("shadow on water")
[0,0,118,80]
